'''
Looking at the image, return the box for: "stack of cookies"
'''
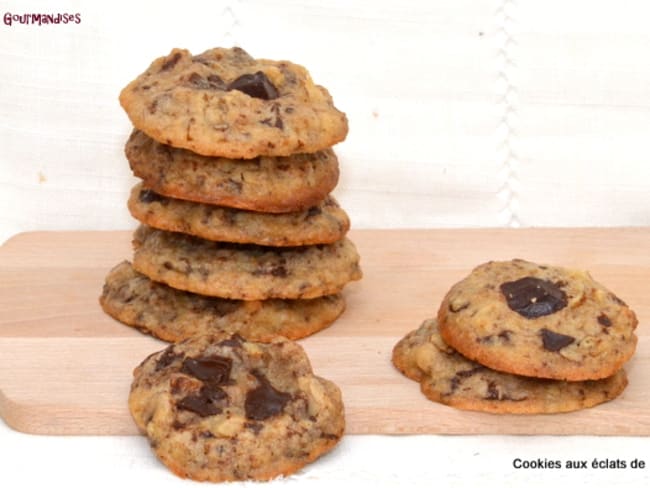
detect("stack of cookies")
[100,47,362,343]
[98,47,356,482]
[393,259,638,414]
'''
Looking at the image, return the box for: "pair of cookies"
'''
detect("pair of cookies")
[101,47,362,343]
[100,47,356,481]
[393,259,638,414]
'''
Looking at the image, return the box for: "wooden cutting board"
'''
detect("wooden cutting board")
[0,228,648,436]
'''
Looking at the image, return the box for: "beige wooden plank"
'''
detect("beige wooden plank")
[0,229,648,435]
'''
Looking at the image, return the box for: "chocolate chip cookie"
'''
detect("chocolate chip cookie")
[132,226,362,300]
[126,130,340,213]
[119,47,348,158]
[127,183,349,247]
[129,333,344,481]
[100,261,345,342]
[393,319,628,414]
[438,259,638,381]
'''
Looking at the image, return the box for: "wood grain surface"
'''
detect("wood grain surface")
[0,229,648,436]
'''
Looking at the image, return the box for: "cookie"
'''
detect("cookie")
[393,319,628,414]
[132,226,362,300]
[100,261,345,342]
[119,47,348,158]
[127,183,349,246]
[129,333,344,481]
[438,259,638,381]
[126,129,340,213]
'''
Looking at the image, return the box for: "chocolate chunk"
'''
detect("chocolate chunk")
[226,178,243,193]
[138,189,164,203]
[540,328,575,352]
[217,334,244,348]
[449,301,470,313]
[598,313,612,327]
[485,381,500,400]
[271,103,283,129]
[479,330,512,344]
[245,371,292,420]
[187,72,225,90]
[306,206,322,218]
[227,71,279,100]
[177,385,227,417]
[449,366,483,393]
[208,300,239,318]
[244,422,264,435]
[191,55,211,66]
[155,346,182,371]
[207,74,224,86]
[500,277,568,318]
[497,330,512,342]
[252,265,288,278]
[160,52,182,71]
[181,355,232,384]
[269,265,288,277]
[148,100,158,114]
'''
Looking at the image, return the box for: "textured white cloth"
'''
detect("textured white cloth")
[2,1,650,244]
[1,0,650,486]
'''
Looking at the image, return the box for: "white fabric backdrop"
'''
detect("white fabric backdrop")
[1,1,650,486]
[2,0,649,244]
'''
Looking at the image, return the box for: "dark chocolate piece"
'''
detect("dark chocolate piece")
[177,385,227,417]
[485,381,500,400]
[181,356,232,384]
[500,277,568,318]
[227,71,279,100]
[449,366,483,393]
[160,52,182,71]
[138,188,164,204]
[187,72,225,90]
[245,371,291,420]
[597,313,612,327]
[252,265,289,278]
[540,328,575,352]
[217,334,244,348]
[449,301,470,313]
[306,206,322,218]
[155,346,182,371]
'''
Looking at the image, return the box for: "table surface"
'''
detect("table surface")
[2,229,649,438]
[3,0,650,486]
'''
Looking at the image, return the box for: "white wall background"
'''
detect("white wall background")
[2,0,649,244]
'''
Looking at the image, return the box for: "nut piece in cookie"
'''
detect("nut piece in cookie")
[437,259,638,381]
[392,319,628,414]
[129,333,345,481]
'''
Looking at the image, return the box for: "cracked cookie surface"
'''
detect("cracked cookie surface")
[100,261,345,342]
[129,333,344,481]
[119,47,348,158]
[132,226,362,300]
[127,183,349,246]
[126,130,340,213]
[438,259,638,381]
[392,319,628,414]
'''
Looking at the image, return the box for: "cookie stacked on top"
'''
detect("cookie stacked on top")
[101,47,362,343]
[393,259,638,414]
